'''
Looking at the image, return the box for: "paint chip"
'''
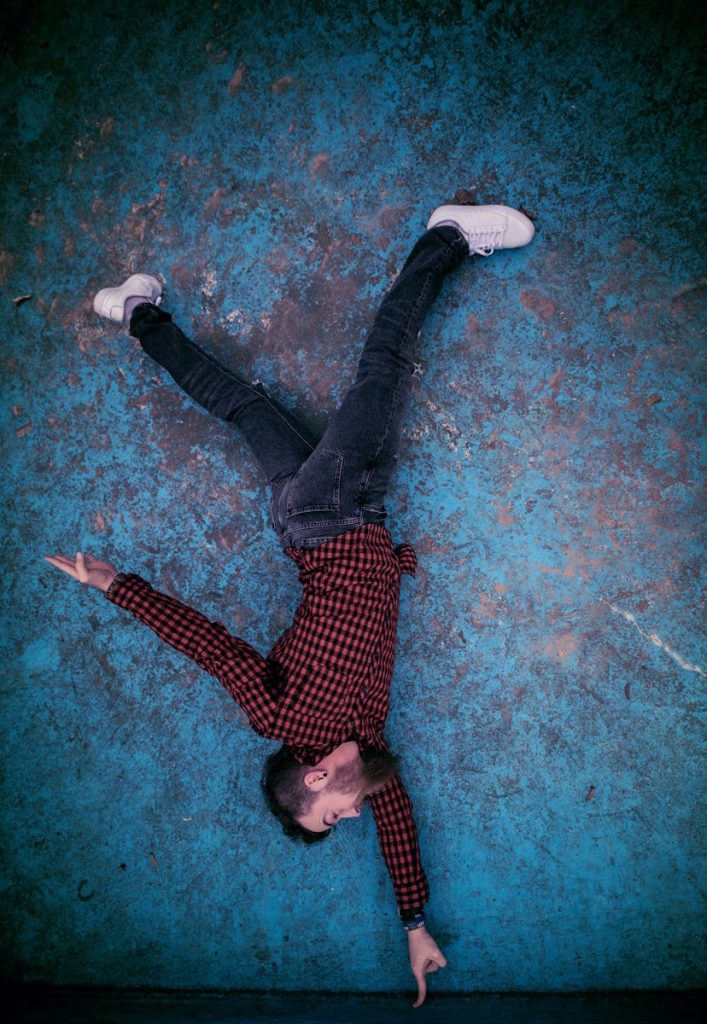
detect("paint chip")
[228,62,246,94]
[272,75,297,94]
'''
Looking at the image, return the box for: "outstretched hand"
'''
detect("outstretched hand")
[44,551,118,593]
[408,927,447,1008]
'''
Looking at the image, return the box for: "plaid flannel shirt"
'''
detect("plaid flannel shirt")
[106,523,429,914]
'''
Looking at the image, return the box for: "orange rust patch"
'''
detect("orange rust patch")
[494,500,515,526]
[228,63,246,94]
[520,289,557,320]
[311,153,329,178]
[617,237,638,255]
[272,75,297,94]
[204,187,227,219]
[545,633,579,659]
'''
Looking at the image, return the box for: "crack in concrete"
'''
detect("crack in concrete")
[607,603,706,677]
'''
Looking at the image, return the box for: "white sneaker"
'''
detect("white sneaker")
[93,273,163,322]
[427,204,535,256]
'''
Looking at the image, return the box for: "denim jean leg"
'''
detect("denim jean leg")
[129,304,316,524]
[280,226,468,549]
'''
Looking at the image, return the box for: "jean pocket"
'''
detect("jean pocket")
[286,448,343,515]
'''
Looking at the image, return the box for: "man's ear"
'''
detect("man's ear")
[304,770,328,792]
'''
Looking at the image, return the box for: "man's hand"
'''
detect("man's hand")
[407,926,447,1008]
[44,551,118,593]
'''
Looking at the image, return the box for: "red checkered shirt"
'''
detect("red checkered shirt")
[106,522,429,914]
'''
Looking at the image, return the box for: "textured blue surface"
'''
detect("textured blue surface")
[1,0,704,996]
[7,988,706,1024]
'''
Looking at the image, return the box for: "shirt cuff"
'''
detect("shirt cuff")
[104,572,147,606]
[104,572,126,599]
[400,911,426,931]
[399,907,424,921]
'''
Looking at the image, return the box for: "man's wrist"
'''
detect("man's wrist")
[104,572,126,598]
[399,908,426,932]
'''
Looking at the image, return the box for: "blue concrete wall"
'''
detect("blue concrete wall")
[1,0,704,995]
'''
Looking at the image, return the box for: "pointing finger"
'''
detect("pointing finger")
[44,555,79,580]
[412,972,426,1009]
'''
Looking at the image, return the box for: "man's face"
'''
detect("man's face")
[296,750,367,834]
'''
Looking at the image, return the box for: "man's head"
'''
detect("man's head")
[261,740,398,843]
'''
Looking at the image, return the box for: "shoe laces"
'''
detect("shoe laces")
[468,224,505,256]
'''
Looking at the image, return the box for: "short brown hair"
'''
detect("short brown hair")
[261,745,330,845]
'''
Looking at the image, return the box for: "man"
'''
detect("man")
[45,203,535,1006]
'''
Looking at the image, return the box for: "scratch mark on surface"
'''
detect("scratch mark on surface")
[524,836,567,868]
[77,879,94,901]
[607,603,706,676]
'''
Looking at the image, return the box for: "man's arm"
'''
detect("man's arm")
[368,773,446,1007]
[368,773,429,911]
[44,551,277,735]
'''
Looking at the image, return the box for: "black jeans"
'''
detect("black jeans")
[129,226,469,549]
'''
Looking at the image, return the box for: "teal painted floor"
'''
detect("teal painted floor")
[6,988,706,1024]
[1,0,705,1001]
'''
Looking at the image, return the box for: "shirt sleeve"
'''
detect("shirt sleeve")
[394,543,417,577]
[368,772,430,915]
[105,573,277,736]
